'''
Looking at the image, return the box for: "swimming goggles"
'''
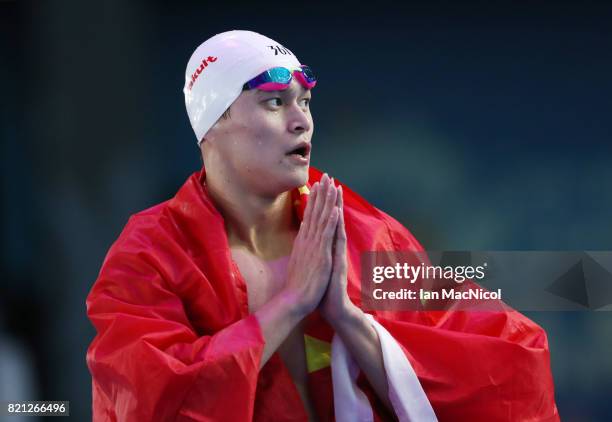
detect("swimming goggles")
[243,65,317,91]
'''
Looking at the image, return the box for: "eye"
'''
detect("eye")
[264,98,283,107]
[299,97,311,108]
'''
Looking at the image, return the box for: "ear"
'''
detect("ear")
[198,136,207,163]
[203,119,223,145]
[200,133,215,166]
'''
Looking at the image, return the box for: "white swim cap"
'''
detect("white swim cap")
[183,30,302,144]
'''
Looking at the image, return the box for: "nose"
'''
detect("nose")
[288,103,312,134]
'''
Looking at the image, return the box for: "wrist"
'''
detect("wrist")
[327,301,362,332]
[276,288,310,320]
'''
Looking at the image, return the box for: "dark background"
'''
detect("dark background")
[1,0,611,420]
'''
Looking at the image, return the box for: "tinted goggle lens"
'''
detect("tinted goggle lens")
[268,67,292,83]
[300,66,315,83]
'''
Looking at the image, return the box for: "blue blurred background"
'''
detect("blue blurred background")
[1,0,611,420]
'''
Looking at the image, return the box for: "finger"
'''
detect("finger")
[317,182,337,235]
[334,186,345,244]
[301,182,318,238]
[319,178,336,227]
[331,210,348,278]
[336,204,347,250]
[311,176,328,229]
[323,206,340,244]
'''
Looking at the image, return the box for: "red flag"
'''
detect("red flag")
[86,166,559,421]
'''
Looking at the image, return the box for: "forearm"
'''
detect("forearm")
[254,175,339,370]
[330,304,394,414]
[254,289,306,369]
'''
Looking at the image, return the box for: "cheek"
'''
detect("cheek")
[217,112,284,167]
[246,118,283,149]
[252,114,280,134]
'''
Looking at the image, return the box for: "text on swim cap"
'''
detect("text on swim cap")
[188,56,218,90]
[267,45,293,56]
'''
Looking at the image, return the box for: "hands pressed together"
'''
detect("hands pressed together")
[284,173,354,324]
[268,174,394,414]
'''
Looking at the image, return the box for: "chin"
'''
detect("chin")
[291,165,310,186]
[276,165,309,193]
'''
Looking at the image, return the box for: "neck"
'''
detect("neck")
[205,170,297,258]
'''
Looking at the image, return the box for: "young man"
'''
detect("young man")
[86,31,559,421]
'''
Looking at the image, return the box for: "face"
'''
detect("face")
[203,79,314,196]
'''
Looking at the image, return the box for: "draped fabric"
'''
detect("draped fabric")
[86,166,559,421]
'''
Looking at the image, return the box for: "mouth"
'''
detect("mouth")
[286,142,311,159]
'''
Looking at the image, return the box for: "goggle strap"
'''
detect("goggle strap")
[243,65,317,91]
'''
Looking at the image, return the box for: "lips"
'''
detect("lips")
[286,142,311,158]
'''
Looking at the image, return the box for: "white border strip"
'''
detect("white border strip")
[331,314,437,422]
